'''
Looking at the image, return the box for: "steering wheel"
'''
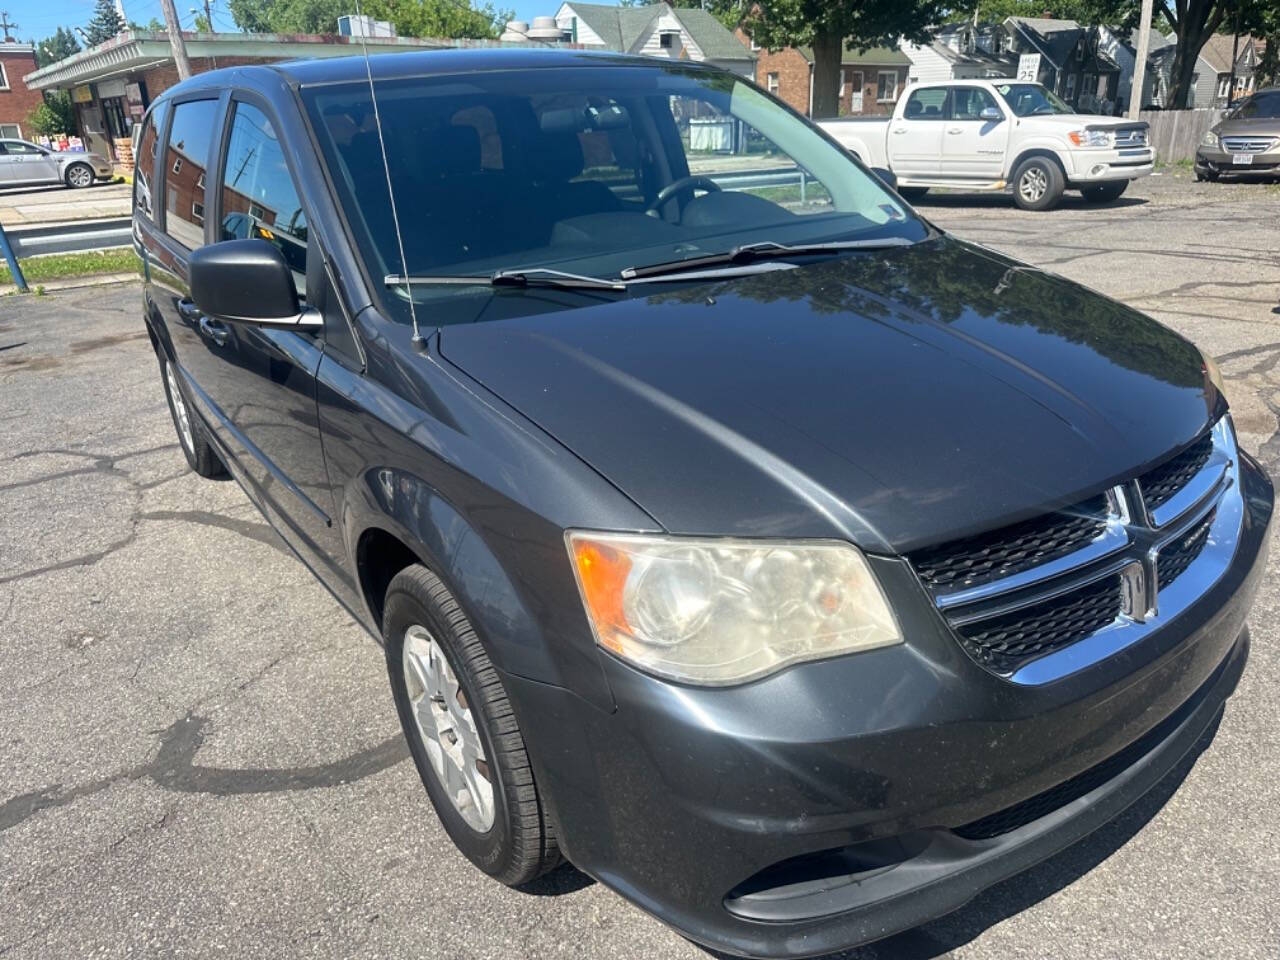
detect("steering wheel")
[646,175,721,215]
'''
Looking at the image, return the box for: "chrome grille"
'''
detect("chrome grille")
[1113,126,1148,148]
[912,419,1239,682]
[1222,136,1276,153]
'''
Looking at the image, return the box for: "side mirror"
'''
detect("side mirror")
[871,166,897,191]
[190,239,319,329]
[980,106,1003,122]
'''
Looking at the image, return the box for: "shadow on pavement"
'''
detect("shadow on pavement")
[912,193,1149,211]
[697,710,1223,960]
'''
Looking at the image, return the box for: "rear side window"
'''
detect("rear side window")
[951,87,999,121]
[163,99,219,250]
[217,102,308,290]
[903,88,949,120]
[134,101,167,222]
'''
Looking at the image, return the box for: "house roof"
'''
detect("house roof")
[1197,33,1257,74]
[797,43,909,67]
[1005,16,1082,69]
[562,2,753,61]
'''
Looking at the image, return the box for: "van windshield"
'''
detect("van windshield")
[993,83,1074,117]
[301,63,926,326]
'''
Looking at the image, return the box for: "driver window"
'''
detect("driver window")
[952,87,999,121]
[665,93,834,215]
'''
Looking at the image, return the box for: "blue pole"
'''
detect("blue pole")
[0,222,28,293]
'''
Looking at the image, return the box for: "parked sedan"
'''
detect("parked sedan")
[135,50,1272,959]
[0,139,112,189]
[1196,88,1280,180]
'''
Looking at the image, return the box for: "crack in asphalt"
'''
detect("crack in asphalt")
[0,714,408,836]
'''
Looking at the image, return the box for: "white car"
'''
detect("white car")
[818,80,1154,210]
[0,139,113,189]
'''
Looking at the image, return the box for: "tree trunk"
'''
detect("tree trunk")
[810,30,843,120]
[1165,0,1226,109]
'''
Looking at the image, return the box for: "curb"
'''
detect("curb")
[1,272,139,296]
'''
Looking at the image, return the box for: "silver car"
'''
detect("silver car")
[1195,88,1280,181]
[0,139,113,189]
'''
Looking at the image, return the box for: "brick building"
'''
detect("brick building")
[0,42,42,139]
[23,30,457,165]
[736,30,909,117]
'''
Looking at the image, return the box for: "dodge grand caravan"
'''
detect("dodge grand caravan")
[133,50,1272,958]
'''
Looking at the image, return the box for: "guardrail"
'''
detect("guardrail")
[5,217,133,259]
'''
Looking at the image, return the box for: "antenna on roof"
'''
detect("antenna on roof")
[352,0,425,346]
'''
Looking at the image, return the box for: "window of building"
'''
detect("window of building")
[0,125,24,140]
[133,101,167,223]
[1064,72,1078,101]
[767,72,779,94]
[877,71,899,103]
[192,201,204,221]
[162,98,219,250]
[196,172,205,189]
[0,64,8,91]
[659,31,676,49]
[750,38,760,51]
[219,101,308,287]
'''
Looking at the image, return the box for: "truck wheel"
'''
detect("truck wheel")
[65,162,94,189]
[1012,157,1064,211]
[897,187,929,201]
[1081,181,1127,203]
[383,564,562,886]
[159,351,226,478]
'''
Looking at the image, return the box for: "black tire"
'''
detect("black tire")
[1081,180,1128,203]
[1011,156,1064,211]
[897,186,929,201]
[159,351,226,478]
[1195,169,1219,182]
[64,162,94,189]
[383,564,560,886]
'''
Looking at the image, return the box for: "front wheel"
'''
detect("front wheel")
[1011,157,1064,211]
[1081,181,1128,203]
[159,351,226,478]
[65,162,94,189]
[384,564,561,886]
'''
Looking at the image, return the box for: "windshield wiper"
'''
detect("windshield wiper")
[385,267,626,292]
[619,237,914,281]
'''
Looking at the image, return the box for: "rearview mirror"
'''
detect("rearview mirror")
[980,106,1003,122]
[190,239,319,329]
[871,166,897,191]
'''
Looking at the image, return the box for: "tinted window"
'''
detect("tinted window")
[217,102,307,288]
[134,101,167,222]
[163,99,219,249]
[952,87,999,121]
[903,88,949,120]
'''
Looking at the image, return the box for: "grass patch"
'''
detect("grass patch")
[1,247,138,286]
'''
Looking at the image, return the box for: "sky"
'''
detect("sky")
[8,0,554,46]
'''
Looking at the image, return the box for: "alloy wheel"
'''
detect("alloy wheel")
[166,363,194,453]
[1019,167,1047,203]
[68,165,92,188]
[402,625,495,832]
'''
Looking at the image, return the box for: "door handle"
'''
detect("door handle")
[892,127,908,134]
[198,315,230,347]
[947,128,963,134]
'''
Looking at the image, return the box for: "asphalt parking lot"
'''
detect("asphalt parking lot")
[2,172,1279,960]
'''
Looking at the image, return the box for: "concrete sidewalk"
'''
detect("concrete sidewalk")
[0,182,131,227]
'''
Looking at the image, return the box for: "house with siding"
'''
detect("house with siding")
[554,2,755,76]
[1004,17,1122,112]
[735,32,910,117]
[1198,34,1264,106]
[900,22,1017,85]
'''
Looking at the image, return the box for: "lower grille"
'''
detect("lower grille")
[956,575,1122,675]
[1157,510,1214,588]
[1139,434,1213,513]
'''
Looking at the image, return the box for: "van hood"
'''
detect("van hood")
[438,236,1220,553]
[1213,116,1280,137]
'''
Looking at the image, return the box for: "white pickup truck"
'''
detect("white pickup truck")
[818,79,1154,211]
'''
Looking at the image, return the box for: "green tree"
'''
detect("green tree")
[34,26,80,67]
[733,0,954,118]
[128,17,166,30]
[84,0,126,44]
[227,0,509,38]
[1155,0,1233,108]
[26,91,76,136]
[1237,0,1279,89]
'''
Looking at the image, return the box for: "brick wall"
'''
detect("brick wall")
[840,65,908,116]
[139,56,284,100]
[0,49,43,132]
[736,27,811,115]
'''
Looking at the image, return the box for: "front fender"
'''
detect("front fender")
[1006,137,1076,178]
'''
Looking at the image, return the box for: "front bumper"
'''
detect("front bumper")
[507,452,1272,959]
[1066,146,1154,183]
[1195,146,1280,176]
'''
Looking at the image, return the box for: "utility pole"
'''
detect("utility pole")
[1128,0,1155,120]
[0,12,19,42]
[159,0,192,80]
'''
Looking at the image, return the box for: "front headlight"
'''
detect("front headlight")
[1068,129,1112,148]
[1201,130,1220,148]
[567,532,902,685]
